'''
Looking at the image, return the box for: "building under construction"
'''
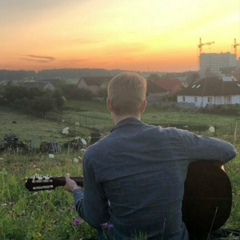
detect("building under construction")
[198,38,239,77]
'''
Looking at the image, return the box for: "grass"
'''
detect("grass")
[0,101,240,239]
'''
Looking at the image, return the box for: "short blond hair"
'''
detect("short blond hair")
[107,72,147,115]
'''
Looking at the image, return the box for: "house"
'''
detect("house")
[147,80,167,96]
[77,76,112,94]
[22,81,56,91]
[77,76,168,103]
[147,80,168,105]
[39,78,64,87]
[153,78,183,95]
[232,69,240,81]
[177,77,240,108]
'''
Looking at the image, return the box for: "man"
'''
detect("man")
[64,72,237,240]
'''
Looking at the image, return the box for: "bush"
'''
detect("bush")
[202,104,240,116]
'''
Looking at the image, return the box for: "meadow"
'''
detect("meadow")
[0,100,240,240]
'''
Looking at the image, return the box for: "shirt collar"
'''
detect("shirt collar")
[111,117,142,132]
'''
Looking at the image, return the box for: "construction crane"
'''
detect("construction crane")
[198,38,215,55]
[233,38,239,56]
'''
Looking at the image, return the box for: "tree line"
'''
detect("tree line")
[0,83,106,117]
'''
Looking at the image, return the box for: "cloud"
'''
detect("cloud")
[20,55,55,63]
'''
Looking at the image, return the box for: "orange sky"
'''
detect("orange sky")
[0,0,239,72]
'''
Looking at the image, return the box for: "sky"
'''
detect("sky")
[0,0,239,72]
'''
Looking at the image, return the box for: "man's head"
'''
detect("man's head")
[107,72,147,116]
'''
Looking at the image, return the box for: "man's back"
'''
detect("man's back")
[65,72,237,240]
[85,118,195,239]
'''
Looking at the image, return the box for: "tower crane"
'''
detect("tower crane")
[233,38,239,56]
[198,38,215,55]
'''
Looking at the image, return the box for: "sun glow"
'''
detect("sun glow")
[0,0,239,72]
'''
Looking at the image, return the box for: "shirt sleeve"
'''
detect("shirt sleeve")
[73,150,110,230]
[178,129,237,163]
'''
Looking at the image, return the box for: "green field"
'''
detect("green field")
[0,101,239,239]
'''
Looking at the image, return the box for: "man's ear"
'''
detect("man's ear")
[139,99,147,113]
[107,98,114,112]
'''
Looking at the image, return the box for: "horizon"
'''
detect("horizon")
[0,67,199,75]
[1,0,239,72]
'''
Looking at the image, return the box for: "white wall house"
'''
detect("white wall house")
[177,77,240,108]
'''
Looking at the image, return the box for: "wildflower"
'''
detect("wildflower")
[38,232,42,238]
[81,138,87,145]
[62,127,69,135]
[208,126,215,133]
[80,149,86,153]
[73,218,83,226]
[48,154,55,159]
[101,223,114,230]
[73,158,79,163]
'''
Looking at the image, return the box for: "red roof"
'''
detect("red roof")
[154,79,183,95]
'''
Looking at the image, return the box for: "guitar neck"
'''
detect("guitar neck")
[52,177,84,187]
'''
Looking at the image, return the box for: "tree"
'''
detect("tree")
[30,95,56,116]
[147,74,160,81]
[4,86,29,104]
[52,90,65,109]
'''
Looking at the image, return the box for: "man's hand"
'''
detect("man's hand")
[64,173,82,193]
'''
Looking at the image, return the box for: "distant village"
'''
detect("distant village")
[0,51,240,110]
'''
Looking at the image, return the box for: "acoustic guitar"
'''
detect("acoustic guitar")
[182,160,232,233]
[25,160,232,234]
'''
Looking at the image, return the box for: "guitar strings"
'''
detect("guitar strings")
[206,206,218,240]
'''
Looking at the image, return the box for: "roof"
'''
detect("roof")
[22,81,55,90]
[147,80,166,94]
[177,77,240,96]
[79,76,112,86]
[40,78,62,86]
[154,78,182,92]
[22,82,47,89]
[232,69,240,81]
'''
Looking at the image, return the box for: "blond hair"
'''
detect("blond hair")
[107,72,147,115]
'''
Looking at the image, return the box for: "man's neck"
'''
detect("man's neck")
[112,113,141,125]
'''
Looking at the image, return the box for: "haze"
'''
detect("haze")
[0,0,239,72]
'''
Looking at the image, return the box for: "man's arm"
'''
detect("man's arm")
[179,129,237,163]
[65,155,110,230]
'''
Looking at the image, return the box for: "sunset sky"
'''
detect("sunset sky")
[1,0,239,72]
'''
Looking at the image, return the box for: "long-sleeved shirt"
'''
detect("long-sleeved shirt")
[73,117,237,240]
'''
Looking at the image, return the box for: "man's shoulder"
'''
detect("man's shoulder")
[85,134,111,154]
[155,125,188,135]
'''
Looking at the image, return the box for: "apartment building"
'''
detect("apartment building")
[199,52,237,77]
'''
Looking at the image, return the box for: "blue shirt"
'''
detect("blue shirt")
[73,118,237,240]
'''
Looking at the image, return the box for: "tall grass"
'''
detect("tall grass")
[0,102,240,239]
[1,153,239,239]
[0,153,98,240]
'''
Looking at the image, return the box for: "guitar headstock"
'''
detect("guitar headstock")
[25,176,59,192]
[25,176,84,192]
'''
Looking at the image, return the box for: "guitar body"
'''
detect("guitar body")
[182,160,232,233]
[25,160,232,234]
